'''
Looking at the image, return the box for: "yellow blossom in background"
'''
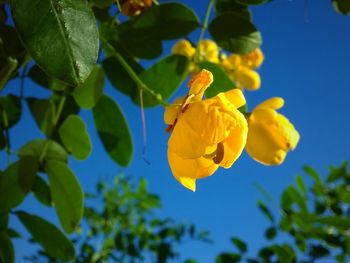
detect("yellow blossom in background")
[221,54,242,72]
[197,39,220,63]
[119,0,152,16]
[246,97,300,165]
[171,39,196,58]
[241,48,265,69]
[233,67,261,91]
[165,70,248,191]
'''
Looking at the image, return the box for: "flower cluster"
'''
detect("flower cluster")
[164,70,299,191]
[119,0,152,16]
[172,39,263,91]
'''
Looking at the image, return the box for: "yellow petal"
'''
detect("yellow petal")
[168,150,219,191]
[172,39,196,58]
[198,39,220,63]
[163,97,185,125]
[221,54,242,71]
[241,48,264,69]
[234,67,261,91]
[255,97,284,110]
[222,89,246,109]
[188,69,213,101]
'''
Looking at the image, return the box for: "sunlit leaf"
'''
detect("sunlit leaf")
[199,61,236,98]
[209,11,262,54]
[45,160,84,233]
[16,211,75,260]
[59,115,92,160]
[0,158,38,213]
[32,175,52,207]
[139,55,189,107]
[93,95,133,166]
[11,0,99,85]
[18,139,68,164]
[73,66,104,109]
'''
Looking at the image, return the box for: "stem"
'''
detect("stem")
[194,0,214,60]
[53,95,66,126]
[100,36,169,106]
[20,64,28,99]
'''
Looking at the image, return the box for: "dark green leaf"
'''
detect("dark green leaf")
[257,200,274,222]
[271,244,295,263]
[209,11,262,54]
[0,232,14,263]
[327,162,348,182]
[199,61,236,98]
[32,175,52,206]
[303,165,321,183]
[90,0,114,8]
[11,0,99,86]
[73,66,104,109]
[309,244,330,259]
[27,98,55,136]
[0,57,18,91]
[93,95,133,166]
[45,160,84,233]
[103,56,143,98]
[332,0,350,15]
[0,158,38,212]
[215,0,252,20]
[119,3,199,41]
[6,228,21,238]
[18,139,68,164]
[0,95,21,129]
[265,227,277,240]
[0,211,8,231]
[316,216,350,230]
[16,211,75,260]
[230,237,247,253]
[216,253,241,263]
[139,55,189,107]
[59,115,92,160]
[28,64,67,91]
[235,0,271,5]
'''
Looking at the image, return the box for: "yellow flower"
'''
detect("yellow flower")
[246,97,300,165]
[241,48,264,69]
[197,39,220,63]
[221,54,242,72]
[165,70,248,191]
[171,39,196,58]
[233,67,261,91]
[119,0,152,16]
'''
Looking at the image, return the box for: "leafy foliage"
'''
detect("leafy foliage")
[216,163,350,263]
[28,176,210,263]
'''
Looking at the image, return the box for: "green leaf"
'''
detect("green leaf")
[257,200,274,222]
[0,232,14,263]
[28,64,67,91]
[316,216,350,230]
[139,55,189,107]
[11,0,99,86]
[235,0,271,5]
[271,244,295,263]
[0,158,38,212]
[265,227,277,240]
[295,175,307,194]
[32,175,52,206]
[0,211,8,231]
[93,95,133,166]
[27,98,55,136]
[309,244,330,259]
[216,253,241,263]
[119,3,200,41]
[284,186,308,214]
[332,0,350,15]
[103,56,143,98]
[230,237,247,253]
[45,160,84,233]
[16,211,75,260]
[209,11,262,54]
[215,0,252,20]
[327,162,348,182]
[199,61,236,98]
[0,95,21,129]
[59,115,92,160]
[73,66,104,109]
[18,139,68,164]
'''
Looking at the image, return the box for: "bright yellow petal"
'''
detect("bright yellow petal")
[255,97,284,110]
[172,39,196,58]
[221,54,242,71]
[198,39,219,63]
[234,67,261,91]
[222,89,246,109]
[168,150,219,191]
[163,97,184,125]
[241,48,264,69]
[188,69,213,101]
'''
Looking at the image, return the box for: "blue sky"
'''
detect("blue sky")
[2,0,350,262]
